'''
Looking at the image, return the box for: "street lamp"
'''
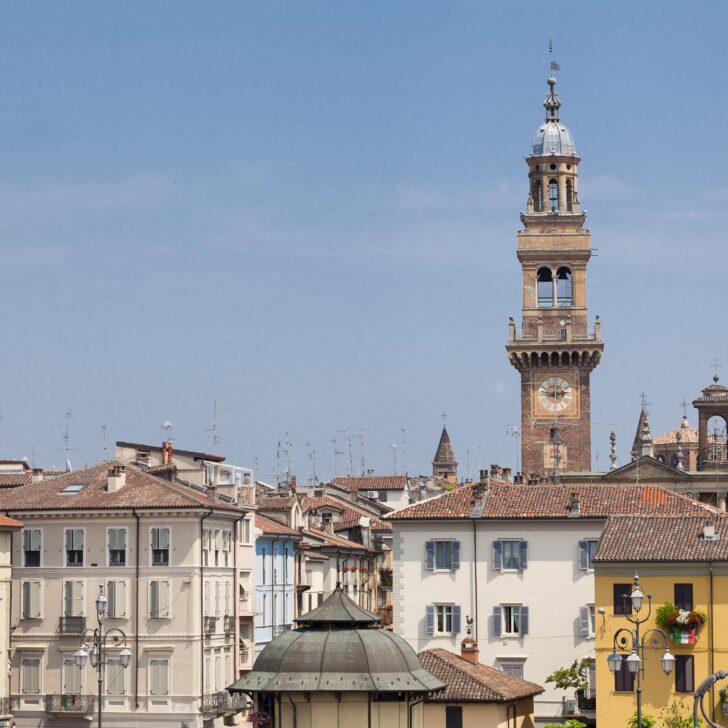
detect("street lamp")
[607,575,675,728]
[79,585,132,728]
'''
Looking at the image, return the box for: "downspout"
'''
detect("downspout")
[710,562,715,722]
[285,692,297,728]
[472,519,479,640]
[200,509,213,704]
[132,508,141,708]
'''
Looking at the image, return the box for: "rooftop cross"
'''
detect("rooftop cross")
[711,359,722,382]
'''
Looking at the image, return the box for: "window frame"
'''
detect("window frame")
[64,527,85,567]
[22,528,42,567]
[148,656,171,697]
[614,655,636,692]
[107,527,127,568]
[21,579,42,619]
[674,583,694,611]
[62,655,83,695]
[20,656,41,695]
[675,655,694,693]
[613,583,632,616]
[62,579,85,617]
[501,540,524,571]
[502,605,522,637]
[434,604,453,635]
[579,539,599,571]
[106,579,128,619]
[498,660,525,679]
[106,656,126,696]
[150,526,171,567]
[445,705,463,728]
[149,579,171,619]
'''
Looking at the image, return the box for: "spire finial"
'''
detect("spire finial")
[609,431,617,470]
[543,77,561,122]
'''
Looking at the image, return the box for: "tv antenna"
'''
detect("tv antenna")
[161,420,173,440]
[60,409,77,471]
[358,429,366,476]
[505,424,520,472]
[206,400,223,454]
[100,423,109,460]
[389,443,398,475]
[305,441,317,486]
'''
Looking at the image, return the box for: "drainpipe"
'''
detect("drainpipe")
[472,519,479,641]
[285,693,297,728]
[200,509,213,704]
[132,509,141,708]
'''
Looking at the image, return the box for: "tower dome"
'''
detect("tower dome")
[530,77,577,157]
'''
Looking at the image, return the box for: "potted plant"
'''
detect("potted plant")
[655,602,706,645]
[247,711,272,726]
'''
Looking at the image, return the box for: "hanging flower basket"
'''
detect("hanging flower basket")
[655,602,705,645]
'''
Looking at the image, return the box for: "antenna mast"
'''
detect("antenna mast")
[101,423,108,460]
[206,400,223,454]
[359,429,366,476]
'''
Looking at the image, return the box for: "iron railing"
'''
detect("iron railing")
[59,616,87,634]
[45,694,95,713]
[272,624,291,638]
[200,691,234,713]
[0,696,10,716]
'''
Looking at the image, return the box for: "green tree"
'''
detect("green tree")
[627,712,656,728]
[544,721,586,728]
[659,699,701,728]
[545,659,590,691]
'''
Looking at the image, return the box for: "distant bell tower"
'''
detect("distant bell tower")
[506,77,603,478]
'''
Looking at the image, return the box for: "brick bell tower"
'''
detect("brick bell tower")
[506,77,603,478]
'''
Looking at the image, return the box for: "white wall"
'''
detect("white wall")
[393,518,605,720]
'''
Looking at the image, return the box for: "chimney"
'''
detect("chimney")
[460,636,479,664]
[161,441,167,465]
[569,491,580,518]
[489,464,501,479]
[31,468,44,484]
[167,440,174,463]
[501,467,512,483]
[514,472,524,485]
[290,476,297,492]
[701,520,719,542]
[479,469,488,485]
[108,464,127,493]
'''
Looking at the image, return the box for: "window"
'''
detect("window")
[556,267,573,307]
[578,540,599,570]
[60,482,87,494]
[566,178,574,211]
[424,540,460,571]
[613,583,632,615]
[23,529,41,567]
[21,581,41,619]
[106,657,126,695]
[214,529,222,566]
[675,583,693,611]
[222,530,231,566]
[579,605,596,637]
[149,580,170,618]
[151,528,170,566]
[492,540,527,571]
[63,581,84,616]
[225,581,232,616]
[537,267,553,307]
[379,491,388,503]
[261,546,267,583]
[425,604,461,635]
[492,605,529,637]
[149,658,170,696]
[21,657,41,694]
[108,528,126,567]
[445,706,463,728]
[63,657,82,695]
[614,656,635,692]
[202,528,210,566]
[65,528,84,567]
[532,180,543,212]
[106,580,127,618]
[215,581,221,617]
[676,655,694,693]
[499,661,525,678]
[549,178,559,211]
[241,519,251,544]
[204,581,211,616]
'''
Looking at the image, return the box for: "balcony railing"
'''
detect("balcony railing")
[223,615,235,634]
[45,694,95,714]
[577,690,596,712]
[200,691,234,714]
[59,616,87,634]
[204,616,217,634]
[0,696,10,716]
[272,624,291,638]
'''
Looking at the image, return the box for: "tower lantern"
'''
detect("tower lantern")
[506,77,603,478]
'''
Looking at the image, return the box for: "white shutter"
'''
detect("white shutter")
[215,581,221,616]
[204,657,211,692]
[204,581,211,616]
[115,581,126,617]
[109,529,118,550]
[215,655,222,691]
[150,659,169,695]
[64,581,73,616]
[150,581,159,618]
[65,581,83,616]
[65,529,73,550]
[159,528,170,549]
[107,658,125,695]
[158,581,169,617]
[214,529,222,550]
[203,529,211,550]
[151,528,159,550]
[73,529,84,550]
[22,658,40,694]
[63,658,82,694]
[74,581,84,616]
[225,581,231,616]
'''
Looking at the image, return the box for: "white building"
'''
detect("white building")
[386,477,712,724]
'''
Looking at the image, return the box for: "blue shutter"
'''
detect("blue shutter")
[579,606,590,636]
[425,541,434,570]
[453,606,462,634]
[425,605,435,635]
[492,606,502,637]
[578,540,588,570]
[452,541,461,571]
[519,541,528,570]
[492,541,503,570]
[520,606,529,635]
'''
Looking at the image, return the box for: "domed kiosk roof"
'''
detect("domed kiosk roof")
[530,77,577,157]
[228,589,445,694]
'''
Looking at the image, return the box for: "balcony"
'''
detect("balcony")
[0,696,9,716]
[577,690,596,713]
[200,691,234,714]
[45,694,95,714]
[272,624,291,638]
[59,616,87,634]
[239,647,250,666]
[223,615,235,634]
[204,616,217,634]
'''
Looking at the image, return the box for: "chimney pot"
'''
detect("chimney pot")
[501,467,512,482]
[460,637,479,664]
[31,468,44,484]
[107,464,127,493]
[479,469,488,485]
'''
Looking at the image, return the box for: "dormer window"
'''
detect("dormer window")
[60,483,87,495]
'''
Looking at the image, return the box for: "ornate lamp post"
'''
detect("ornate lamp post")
[74,586,132,728]
[693,671,728,727]
[607,574,675,728]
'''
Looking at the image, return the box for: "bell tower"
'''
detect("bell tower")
[506,77,603,478]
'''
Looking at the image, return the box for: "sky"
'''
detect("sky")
[0,1,727,482]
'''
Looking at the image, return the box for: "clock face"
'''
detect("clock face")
[537,376,574,413]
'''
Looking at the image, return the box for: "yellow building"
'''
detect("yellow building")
[593,514,728,727]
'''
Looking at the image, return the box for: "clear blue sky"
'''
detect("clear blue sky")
[1,1,726,481]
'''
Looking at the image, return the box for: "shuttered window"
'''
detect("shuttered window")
[579,605,596,637]
[215,581,221,617]
[149,580,170,618]
[63,581,84,617]
[425,604,461,635]
[492,540,528,570]
[676,655,694,693]
[23,529,41,567]
[21,657,41,694]
[151,528,170,566]
[578,540,599,570]
[65,528,84,567]
[492,605,529,636]
[424,540,460,571]
[204,581,211,617]
[106,658,125,695]
[22,581,41,619]
[149,658,170,696]
[107,580,127,618]
[614,656,635,692]
[108,528,127,567]
[224,581,231,617]
[63,657,82,695]
[674,583,693,611]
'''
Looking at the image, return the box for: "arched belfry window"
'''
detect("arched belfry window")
[548,179,559,212]
[532,180,542,212]
[707,415,728,461]
[556,267,572,307]
[537,267,553,308]
[566,179,574,212]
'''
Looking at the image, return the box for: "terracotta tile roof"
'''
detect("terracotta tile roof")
[332,475,408,491]
[255,513,300,537]
[0,472,32,487]
[0,515,22,529]
[0,461,244,513]
[386,482,714,521]
[305,526,369,551]
[420,649,543,703]
[140,463,178,474]
[595,515,728,562]
[654,424,699,446]
[257,496,294,512]
[116,440,225,463]
[302,495,392,533]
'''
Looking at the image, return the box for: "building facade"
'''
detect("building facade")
[506,77,603,478]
